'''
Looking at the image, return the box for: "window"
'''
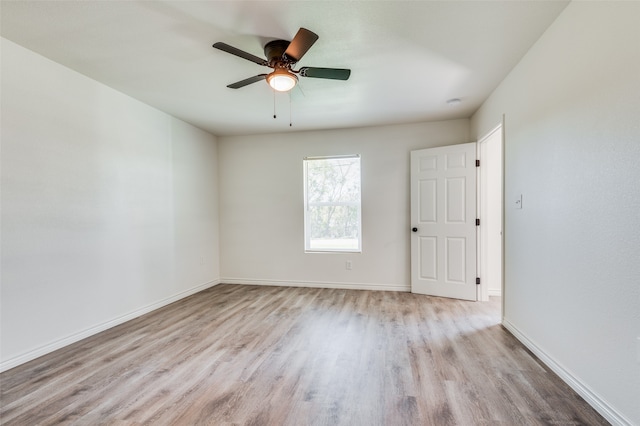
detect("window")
[304,155,361,252]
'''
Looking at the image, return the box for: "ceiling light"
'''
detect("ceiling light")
[267,69,298,92]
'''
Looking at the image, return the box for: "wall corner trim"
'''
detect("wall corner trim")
[502,319,633,426]
[0,280,221,373]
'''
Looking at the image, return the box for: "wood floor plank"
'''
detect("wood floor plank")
[0,284,608,425]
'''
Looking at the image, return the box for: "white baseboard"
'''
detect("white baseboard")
[0,280,220,373]
[221,277,410,292]
[488,288,502,297]
[502,319,633,426]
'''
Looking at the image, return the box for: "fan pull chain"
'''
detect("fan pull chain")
[273,90,276,119]
[289,92,292,127]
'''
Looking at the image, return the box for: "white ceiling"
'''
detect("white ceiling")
[1,1,569,136]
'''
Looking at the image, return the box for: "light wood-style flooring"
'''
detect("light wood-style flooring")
[1,284,608,425]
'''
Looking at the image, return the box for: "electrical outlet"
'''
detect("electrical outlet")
[346,260,352,270]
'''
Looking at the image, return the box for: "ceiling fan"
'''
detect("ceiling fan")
[212,28,351,92]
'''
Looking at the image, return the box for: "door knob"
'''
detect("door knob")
[412,227,418,232]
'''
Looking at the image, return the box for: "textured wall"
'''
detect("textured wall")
[1,38,220,369]
[471,2,640,424]
[218,120,470,291]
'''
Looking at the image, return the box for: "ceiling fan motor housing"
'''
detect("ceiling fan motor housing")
[264,40,293,67]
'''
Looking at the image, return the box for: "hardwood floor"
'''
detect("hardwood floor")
[1,284,608,425]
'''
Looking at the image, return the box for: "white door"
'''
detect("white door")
[410,143,477,300]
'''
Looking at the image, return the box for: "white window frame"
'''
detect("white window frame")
[303,155,362,253]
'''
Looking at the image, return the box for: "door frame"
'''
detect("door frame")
[477,121,505,308]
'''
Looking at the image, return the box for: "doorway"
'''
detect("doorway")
[477,124,504,303]
[409,125,504,305]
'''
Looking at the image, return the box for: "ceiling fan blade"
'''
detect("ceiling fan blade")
[284,28,319,62]
[213,42,268,66]
[227,74,268,89]
[299,67,351,80]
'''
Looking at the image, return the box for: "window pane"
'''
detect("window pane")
[307,157,360,204]
[304,156,361,252]
[308,205,360,250]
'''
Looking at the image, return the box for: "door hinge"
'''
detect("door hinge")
[476,159,480,167]
[476,218,480,226]
[476,277,481,285]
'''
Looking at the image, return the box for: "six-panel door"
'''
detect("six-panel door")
[410,143,477,300]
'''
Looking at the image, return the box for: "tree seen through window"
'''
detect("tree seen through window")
[304,156,361,252]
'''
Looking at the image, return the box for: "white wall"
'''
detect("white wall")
[471,2,640,425]
[0,38,220,371]
[218,120,469,291]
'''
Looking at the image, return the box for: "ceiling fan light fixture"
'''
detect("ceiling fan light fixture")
[267,69,298,92]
